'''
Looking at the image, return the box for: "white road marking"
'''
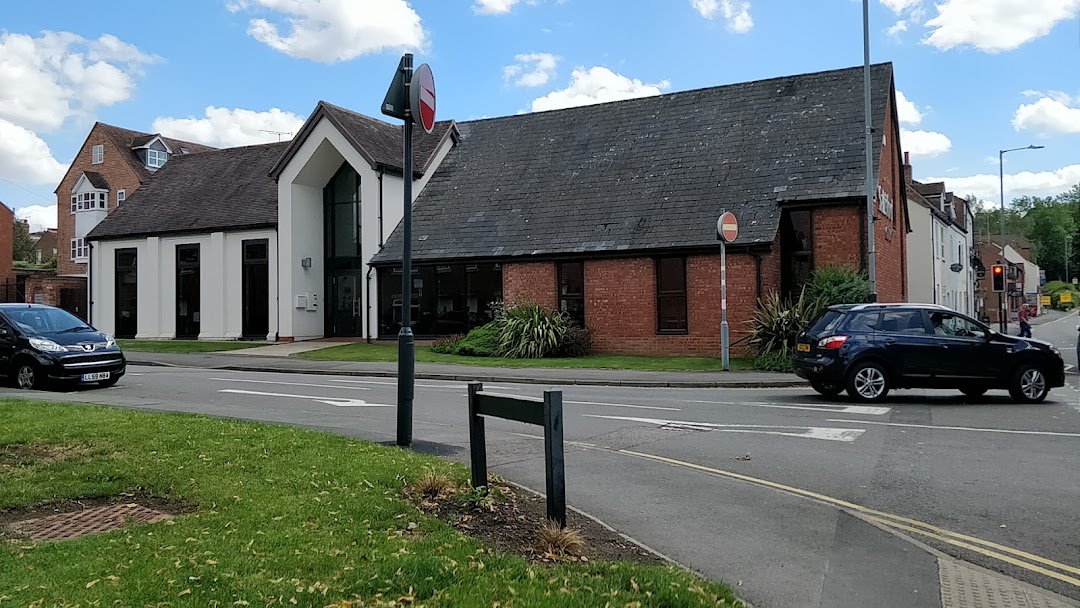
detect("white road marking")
[323,378,488,390]
[567,400,681,412]
[210,377,370,391]
[827,419,1080,438]
[218,389,391,408]
[509,432,597,448]
[687,399,891,416]
[584,414,865,442]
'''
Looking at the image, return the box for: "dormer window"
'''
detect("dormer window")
[71,172,109,213]
[147,148,168,168]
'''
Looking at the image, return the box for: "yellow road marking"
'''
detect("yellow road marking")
[617,448,1080,585]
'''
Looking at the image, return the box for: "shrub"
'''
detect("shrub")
[753,350,793,373]
[430,334,465,354]
[497,302,570,359]
[749,289,824,357]
[807,265,872,307]
[455,323,502,357]
[558,326,592,358]
[535,520,586,558]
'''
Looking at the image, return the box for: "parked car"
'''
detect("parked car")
[0,304,126,390]
[792,303,1064,403]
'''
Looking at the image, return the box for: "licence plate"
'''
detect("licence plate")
[796,343,811,352]
[81,372,111,382]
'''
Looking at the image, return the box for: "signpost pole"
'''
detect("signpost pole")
[720,240,730,371]
[396,54,415,448]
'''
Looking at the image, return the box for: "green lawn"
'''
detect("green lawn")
[0,400,742,607]
[117,340,266,353]
[297,343,756,372]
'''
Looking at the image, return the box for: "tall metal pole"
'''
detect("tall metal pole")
[999,149,1007,333]
[397,54,415,448]
[720,240,729,371]
[863,0,877,302]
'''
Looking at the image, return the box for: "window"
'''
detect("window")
[117,189,125,205]
[930,312,984,339]
[147,148,167,168]
[846,312,881,332]
[180,147,189,154]
[91,144,103,164]
[73,191,107,211]
[879,311,928,334]
[656,257,688,333]
[558,261,585,326]
[70,195,77,213]
[70,238,88,261]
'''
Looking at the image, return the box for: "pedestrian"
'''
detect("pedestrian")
[1018,303,1032,338]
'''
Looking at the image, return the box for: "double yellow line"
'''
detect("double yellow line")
[617,448,1080,587]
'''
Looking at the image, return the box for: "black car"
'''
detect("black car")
[792,303,1065,403]
[0,304,126,390]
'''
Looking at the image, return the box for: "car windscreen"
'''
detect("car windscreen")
[808,310,843,335]
[4,308,91,335]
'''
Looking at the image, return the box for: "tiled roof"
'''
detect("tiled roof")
[84,172,109,190]
[372,63,895,264]
[269,101,455,179]
[97,123,216,182]
[88,142,289,241]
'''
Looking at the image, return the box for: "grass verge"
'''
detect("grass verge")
[0,399,742,607]
[117,340,266,353]
[298,343,757,372]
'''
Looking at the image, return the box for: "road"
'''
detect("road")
[5,361,1078,608]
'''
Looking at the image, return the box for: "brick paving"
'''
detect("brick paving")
[7,503,173,542]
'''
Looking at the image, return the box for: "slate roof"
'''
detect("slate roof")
[98,123,216,182]
[372,63,895,265]
[269,101,456,179]
[84,172,109,190]
[88,142,289,241]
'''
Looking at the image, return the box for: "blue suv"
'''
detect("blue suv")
[792,304,1065,403]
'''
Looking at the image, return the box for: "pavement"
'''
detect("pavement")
[6,364,1078,608]
[125,351,808,388]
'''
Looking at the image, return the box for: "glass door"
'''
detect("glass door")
[330,271,363,337]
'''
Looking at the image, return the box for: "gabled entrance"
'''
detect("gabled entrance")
[324,163,362,338]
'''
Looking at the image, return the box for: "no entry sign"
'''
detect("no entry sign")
[411,63,436,134]
[717,211,739,243]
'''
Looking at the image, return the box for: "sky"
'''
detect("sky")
[1,0,1078,231]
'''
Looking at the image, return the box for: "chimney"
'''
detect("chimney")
[903,151,912,184]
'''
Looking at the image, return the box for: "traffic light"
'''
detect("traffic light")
[991,264,1006,292]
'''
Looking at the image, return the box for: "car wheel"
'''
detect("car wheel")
[810,380,843,397]
[14,361,40,390]
[1009,365,1049,404]
[960,387,987,398]
[98,375,119,388]
[846,361,890,402]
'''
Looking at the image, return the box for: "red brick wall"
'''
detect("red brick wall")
[56,125,142,276]
[0,205,13,286]
[23,275,88,306]
[502,262,558,310]
[874,90,908,303]
[502,252,777,357]
[813,206,862,269]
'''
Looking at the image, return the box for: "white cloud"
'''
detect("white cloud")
[901,129,952,159]
[887,20,909,36]
[923,0,1080,53]
[504,53,559,87]
[529,67,670,113]
[474,0,521,15]
[236,0,425,63]
[691,0,754,33]
[0,119,67,186]
[927,165,1080,204]
[881,0,920,14]
[15,204,58,232]
[152,106,306,148]
[1012,93,1080,135]
[0,31,158,132]
[895,91,923,125]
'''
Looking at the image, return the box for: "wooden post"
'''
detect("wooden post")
[543,389,566,527]
[467,382,488,492]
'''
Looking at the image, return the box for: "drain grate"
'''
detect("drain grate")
[8,503,174,542]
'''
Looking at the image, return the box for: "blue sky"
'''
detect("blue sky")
[2,0,1078,230]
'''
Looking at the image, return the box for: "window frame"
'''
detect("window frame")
[557,261,585,327]
[91,144,104,165]
[117,189,125,205]
[70,238,88,261]
[655,256,689,335]
[147,148,167,169]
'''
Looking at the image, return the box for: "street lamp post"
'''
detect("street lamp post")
[862,0,877,302]
[998,144,1044,332]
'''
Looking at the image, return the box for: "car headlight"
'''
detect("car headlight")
[1051,346,1061,356]
[105,335,116,349]
[29,337,66,353]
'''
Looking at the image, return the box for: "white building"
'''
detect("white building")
[904,168,976,315]
[87,101,457,341]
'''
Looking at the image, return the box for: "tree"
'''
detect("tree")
[12,221,36,263]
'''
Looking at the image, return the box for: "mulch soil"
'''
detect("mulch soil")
[410,480,666,567]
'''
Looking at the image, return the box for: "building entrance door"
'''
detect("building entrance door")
[329,271,363,337]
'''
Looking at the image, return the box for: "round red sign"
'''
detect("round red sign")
[410,64,436,134]
[718,211,739,243]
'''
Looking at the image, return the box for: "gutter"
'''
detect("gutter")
[87,241,94,325]
[378,169,384,247]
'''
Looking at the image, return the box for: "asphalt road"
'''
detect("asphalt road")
[4,365,1078,607]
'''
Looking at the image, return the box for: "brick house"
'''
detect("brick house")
[372,63,910,356]
[25,123,212,316]
[0,203,14,299]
